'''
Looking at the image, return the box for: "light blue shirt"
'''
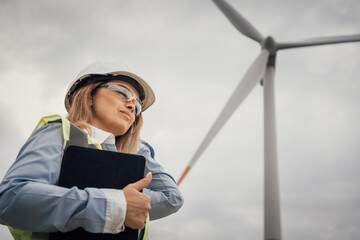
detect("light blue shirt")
[0,123,183,234]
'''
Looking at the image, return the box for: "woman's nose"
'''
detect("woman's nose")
[125,98,136,112]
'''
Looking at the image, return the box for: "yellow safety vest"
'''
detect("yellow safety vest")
[8,114,149,240]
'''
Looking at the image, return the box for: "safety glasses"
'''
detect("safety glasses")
[98,83,142,116]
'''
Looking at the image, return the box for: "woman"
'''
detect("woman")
[0,61,183,239]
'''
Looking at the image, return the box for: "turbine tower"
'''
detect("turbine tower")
[177,0,360,239]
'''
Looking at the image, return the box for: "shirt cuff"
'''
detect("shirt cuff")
[100,188,127,233]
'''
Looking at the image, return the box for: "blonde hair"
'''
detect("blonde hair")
[67,82,143,154]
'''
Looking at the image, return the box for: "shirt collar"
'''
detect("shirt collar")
[89,126,116,145]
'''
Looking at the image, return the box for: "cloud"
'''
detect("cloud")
[0,104,24,180]
[0,0,359,239]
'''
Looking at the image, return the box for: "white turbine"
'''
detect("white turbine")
[177,0,360,240]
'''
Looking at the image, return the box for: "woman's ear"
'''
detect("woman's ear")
[89,94,94,107]
[90,87,98,107]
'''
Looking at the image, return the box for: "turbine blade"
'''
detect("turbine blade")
[277,34,360,50]
[177,49,270,185]
[263,65,281,239]
[213,0,264,43]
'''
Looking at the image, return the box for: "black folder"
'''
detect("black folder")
[49,145,146,240]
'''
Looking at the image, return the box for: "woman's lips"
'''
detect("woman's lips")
[119,110,131,120]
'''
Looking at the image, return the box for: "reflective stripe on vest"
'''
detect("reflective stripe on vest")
[9,114,149,240]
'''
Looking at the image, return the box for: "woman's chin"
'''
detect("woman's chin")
[113,125,131,137]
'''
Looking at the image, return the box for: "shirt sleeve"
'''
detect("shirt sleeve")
[137,142,184,220]
[0,124,125,233]
[100,189,126,233]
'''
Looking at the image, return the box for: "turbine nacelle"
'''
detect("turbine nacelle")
[261,36,277,54]
[261,36,277,69]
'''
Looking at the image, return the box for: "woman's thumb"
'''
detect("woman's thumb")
[132,172,152,191]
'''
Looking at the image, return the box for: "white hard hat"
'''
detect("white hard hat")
[65,61,155,112]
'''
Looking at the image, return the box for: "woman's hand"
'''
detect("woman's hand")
[122,172,152,229]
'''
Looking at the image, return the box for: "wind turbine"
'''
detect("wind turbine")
[177,0,360,239]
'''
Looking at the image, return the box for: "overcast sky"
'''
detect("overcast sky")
[0,0,359,239]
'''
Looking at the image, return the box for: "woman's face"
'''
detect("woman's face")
[89,80,140,136]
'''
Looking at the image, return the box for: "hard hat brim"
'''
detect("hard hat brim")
[65,64,155,113]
